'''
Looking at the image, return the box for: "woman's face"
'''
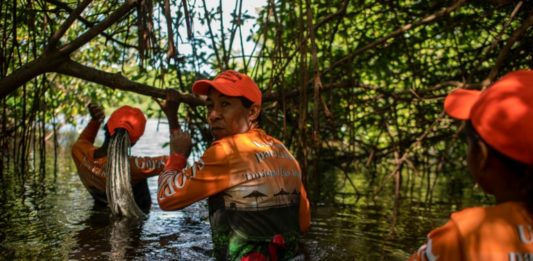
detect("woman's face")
[206,89,252,140]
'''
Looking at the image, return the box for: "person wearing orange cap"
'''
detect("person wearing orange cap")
[71,91,185,213]
[158,70,311,261]
[410,69,533,260]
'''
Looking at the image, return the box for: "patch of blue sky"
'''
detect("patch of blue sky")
[171,0,267,75]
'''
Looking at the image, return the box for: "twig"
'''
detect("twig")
[326,0,468,73]
[54,59,204,106]
[59,0,138,55]
[201,0,223,69]
[47,0,92,50]
[373,112,446,196]
[163,0,177,61]
[483,10,533,86]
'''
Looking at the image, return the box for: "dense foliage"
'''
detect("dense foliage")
[1,0,532,203]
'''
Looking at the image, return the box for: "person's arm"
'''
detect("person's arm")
[129,155,170,182]
[126,88,190,182]
[409,219,463,261]
[71,103,106,190]
[299,183,311,233]
[159,88,181,131]
[158,142,232,210]
[78,103,105,143]
[156,88,192,163]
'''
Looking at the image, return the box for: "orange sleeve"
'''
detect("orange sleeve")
[71,119,104,192]
[299,184,311,233]
[165,153,187,171]
[71,119,100,162]
[78,119,102,144]
[157,142,232,210]
[409,219,463,261]
[130,155,169,181]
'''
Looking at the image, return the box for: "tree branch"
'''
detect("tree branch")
[47,0,92,50]
[44,0,137,49]
[484,10,533,86]
[0,52,66,98]
[0,0,139,98]
[163,0,177,60]
[58,0,137,55]
[328,0,467,71]
[54,59,204,106]
[312,0,349,32]
[202,0,222,68]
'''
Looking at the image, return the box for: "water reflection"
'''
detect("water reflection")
[68,205,150,260]
[109,218,143,260]
[0,167,482,260]
[69,206,113,260]
[64,180,214,260]
[0,119,490,260]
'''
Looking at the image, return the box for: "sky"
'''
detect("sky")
[173,0,267,73]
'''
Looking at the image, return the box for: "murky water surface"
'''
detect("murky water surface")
[0,119,487,260]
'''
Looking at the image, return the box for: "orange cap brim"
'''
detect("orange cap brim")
[191,80,211,95]
[444,88,481,120]
[192,80,246,97]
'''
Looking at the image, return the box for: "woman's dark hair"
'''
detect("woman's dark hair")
[465,121,533,212]
[239,96,262,125]
[465,121,529,174]
[103,124,138,145]
[103,124,111,140]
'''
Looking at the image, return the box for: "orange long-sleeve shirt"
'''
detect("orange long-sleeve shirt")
[410,201,533,261]
[158,128,310,260]
[71,119,168,205]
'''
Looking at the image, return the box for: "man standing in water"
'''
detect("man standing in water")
[158,70,311,260]
[72,90,182,215]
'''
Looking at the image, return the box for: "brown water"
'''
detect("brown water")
[0,119,489,260]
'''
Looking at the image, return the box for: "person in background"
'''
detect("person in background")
[71,90,182,213]
[158,70,311,261]
[410,69,533,260]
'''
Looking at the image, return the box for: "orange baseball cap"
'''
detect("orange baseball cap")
[106,105,147,144]
[192,70,262,105]
[444,69,533,164]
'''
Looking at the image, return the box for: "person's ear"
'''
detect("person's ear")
[248,104,261,122]
[477,140,489,170]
